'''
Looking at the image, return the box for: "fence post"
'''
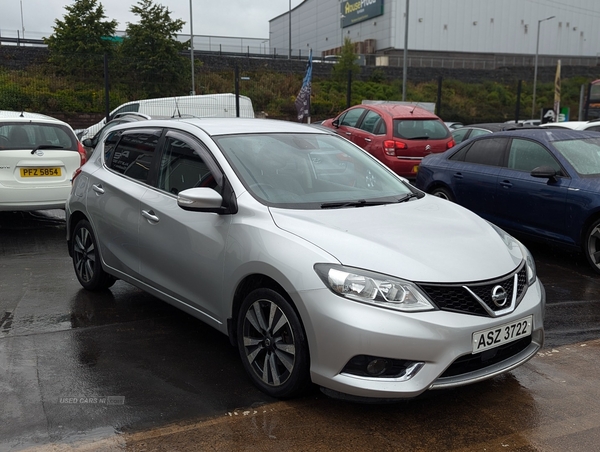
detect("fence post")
[235,65,240,117]
[514,80,522,123]
[346,70,352,109]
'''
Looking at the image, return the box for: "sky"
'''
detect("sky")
[0,0,303,40]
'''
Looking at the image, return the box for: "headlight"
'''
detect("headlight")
[314,264,435,312]
[518,242,537,286]
[488,222,537,286]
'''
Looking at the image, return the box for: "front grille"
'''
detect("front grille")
[439,336,532,378]
[418,264,528,317]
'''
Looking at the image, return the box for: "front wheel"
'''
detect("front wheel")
[584,219,600,274]
[237,288,310,398]
[430,186,455,202]
[72,220,116,291]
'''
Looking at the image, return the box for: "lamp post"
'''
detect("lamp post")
[20,0,25,39]
[531,15,555,119]
[402,0,409,101]
[189,0,195,95]
[288,0,291,59]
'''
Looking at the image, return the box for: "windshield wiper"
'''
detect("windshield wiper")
[31,145,65,154]
[398,193,419,203]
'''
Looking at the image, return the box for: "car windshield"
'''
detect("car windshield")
[0,123,76,151]
[553,137,600,176]
[215,133,414,208]
[394,119,449,140]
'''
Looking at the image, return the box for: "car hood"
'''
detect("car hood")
[269,196,523,283]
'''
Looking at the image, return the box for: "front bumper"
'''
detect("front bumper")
[295,278,545,399]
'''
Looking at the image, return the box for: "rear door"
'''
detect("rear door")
[86,128,161,278]
[352,109,386,157]
[447,137,507,220]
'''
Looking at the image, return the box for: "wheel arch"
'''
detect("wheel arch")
[227,273,307,349]
[580,210,600,247]
[66,210,90,257]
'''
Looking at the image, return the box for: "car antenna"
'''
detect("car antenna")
[19,111,24,117]
[172,98,182,118]
[410,103,420,114]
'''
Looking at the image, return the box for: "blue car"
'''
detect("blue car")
[415,128,600,273]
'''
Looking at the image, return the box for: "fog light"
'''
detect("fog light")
[366,359,388,376]
[341,355,424,380]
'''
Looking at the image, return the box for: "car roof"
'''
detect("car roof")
[113,117,332,137]
[461,123,514,132]
[0,110,69,126]
[361,103,439,120]
[539,121,587,130]
[488,127,600,143]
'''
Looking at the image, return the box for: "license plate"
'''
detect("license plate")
[472,315,532,354]
[20,167,61,177]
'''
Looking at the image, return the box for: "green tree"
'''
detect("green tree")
[44,0,118,77]
[332,37,360,83]
[118,0,189,98]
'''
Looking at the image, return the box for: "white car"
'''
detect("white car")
[0,111,86,211]
[539,119,600,132]
[66,117,545,399]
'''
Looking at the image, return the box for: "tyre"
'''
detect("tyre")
[237,288,310,398]
[430,186,455,202]
[584,218,600,274]
[72,220,116,291]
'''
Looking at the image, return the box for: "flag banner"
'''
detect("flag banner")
[295,50,313,122]
[554,60,561,121]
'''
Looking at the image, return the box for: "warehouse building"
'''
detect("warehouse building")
[269,0,600,66]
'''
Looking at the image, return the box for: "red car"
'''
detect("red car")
[320,103,455,179]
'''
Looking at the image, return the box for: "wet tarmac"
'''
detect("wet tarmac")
[1,210,600,452]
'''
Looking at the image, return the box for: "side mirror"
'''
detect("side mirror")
[530,165,558,180]
[177,187,223,212]
[82,138,93,147]
[332,119,340,128]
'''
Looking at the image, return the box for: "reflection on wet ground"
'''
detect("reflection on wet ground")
[1,211,599,451]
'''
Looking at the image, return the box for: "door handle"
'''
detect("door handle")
[92,184,105,194]
[453,172,463,180]
[345,132,352,136]
[141,210,159,223]
[500,180,512,189]
[364,138,372,142]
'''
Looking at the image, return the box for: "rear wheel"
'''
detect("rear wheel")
[237,288,310,398]
[430,186,455,202]
[72,220,116,291]
[584,219,600,274]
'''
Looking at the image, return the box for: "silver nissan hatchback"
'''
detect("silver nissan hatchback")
[66,117,545,399]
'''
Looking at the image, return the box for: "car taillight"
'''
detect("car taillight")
[383,140,407,156]
[77,141,87,166]
[446,139,456,149]
[71,167,82,185]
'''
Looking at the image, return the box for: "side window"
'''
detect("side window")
[451,128,470,144]
[585,125,600,132]
[156,132,221,195]
[339,108,365,127]
[107,129,161,183]
[112,103,140,117]
[359,110,383,134]
[462,137,507,167]
[507,138,562,173]
[469,129,492,138]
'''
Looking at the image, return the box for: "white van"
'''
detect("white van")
[79,93,254,141]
